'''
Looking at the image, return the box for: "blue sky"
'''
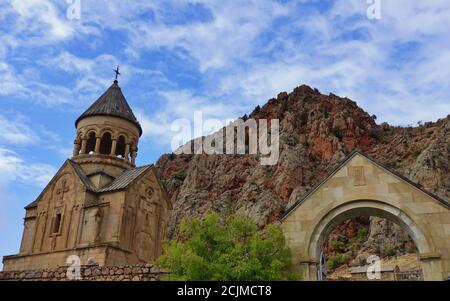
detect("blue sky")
[0,0,449,263]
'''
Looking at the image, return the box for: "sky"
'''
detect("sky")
[0,0,449,263]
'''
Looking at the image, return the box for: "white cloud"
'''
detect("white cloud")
[202,0,450,125]
[0,62,27,96]
[0,146,55,262]
[46,51,170,94]
[0,112,70,162]
[0,114,37,145]
[1,0,450,146]
[10,0,73,41]
[127,1,289,72]
[136,89,244,146]
[0,147,55,188]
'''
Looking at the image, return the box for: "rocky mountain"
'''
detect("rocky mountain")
[155,84,450,237]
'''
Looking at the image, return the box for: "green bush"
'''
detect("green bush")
[348,239,362,253]
[383,247,397,258]
[357,227,368,241]
[332,240,346,253]
[173,170,187,181]
[157,212,299,281]
[326,253,351,269]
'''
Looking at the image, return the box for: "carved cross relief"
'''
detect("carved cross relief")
[55,177,70,207]
[139,187,161,235]
[351,166,366,186]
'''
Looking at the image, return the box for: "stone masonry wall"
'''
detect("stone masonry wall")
[0,264,169,281]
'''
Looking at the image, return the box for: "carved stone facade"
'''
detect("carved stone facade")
[3,80,171,271]
[281,151,450,281]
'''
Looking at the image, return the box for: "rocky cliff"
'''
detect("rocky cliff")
[323,216,418,272]
[155,84,450,237]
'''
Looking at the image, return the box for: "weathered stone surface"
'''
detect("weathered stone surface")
[93,268,101,276]
[281,152,450,281]
[3,81,172,272]
[0,264,167,281]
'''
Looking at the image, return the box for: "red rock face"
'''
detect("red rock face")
[154,84,450,237]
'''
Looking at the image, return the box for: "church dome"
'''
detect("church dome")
[75,80,142,136]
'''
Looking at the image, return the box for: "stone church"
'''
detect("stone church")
[3,78,171,271]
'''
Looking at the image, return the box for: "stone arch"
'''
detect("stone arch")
[289,198,446,281]
[308,200,434,259]
[130,138,138,151]
[115,131,129,140]
[99,127,114,137]
[305,199,441,280]
[81,126,99,137]
[280,152,449,281]
[75,132,82,143]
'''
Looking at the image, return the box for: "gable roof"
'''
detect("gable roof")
[85,170,116,180]
[97,165,151,193]
[281,150,449,221]
[75,80,142,136]
[25,161,170,210]
[24,160,96,209]
[68,160,97,192]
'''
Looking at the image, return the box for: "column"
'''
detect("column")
[94,136,101,154]
[131,151,137,165]
[110,138,117,156]
[80,138,87,154]
[124,144,130,161]
[72,140,81,157]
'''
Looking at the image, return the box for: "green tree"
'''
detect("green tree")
[157,212,299,280]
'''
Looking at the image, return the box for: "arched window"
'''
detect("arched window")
[99,132,112,155]
[115,135,126,158]
[86,132,96,154]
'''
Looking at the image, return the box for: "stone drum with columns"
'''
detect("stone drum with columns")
[3,78,172,271]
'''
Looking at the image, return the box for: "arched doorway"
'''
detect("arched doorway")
[311,200,426,280]
[280,151,449,281]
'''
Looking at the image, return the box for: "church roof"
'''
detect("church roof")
[97,165,152,193]
[24,161,152,209]
[68,160,98,192]
[75,80,142,136]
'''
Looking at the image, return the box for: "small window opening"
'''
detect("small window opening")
[52,213,62,234]
[100,132,112,154]
[86,132,96,154]
[115,135,126,158]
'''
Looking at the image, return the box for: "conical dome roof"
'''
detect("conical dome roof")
[75,80,142,135]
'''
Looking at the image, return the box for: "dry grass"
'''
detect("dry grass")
[327,253,420,280]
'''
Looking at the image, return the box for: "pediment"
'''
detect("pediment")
[282,150,449,220]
